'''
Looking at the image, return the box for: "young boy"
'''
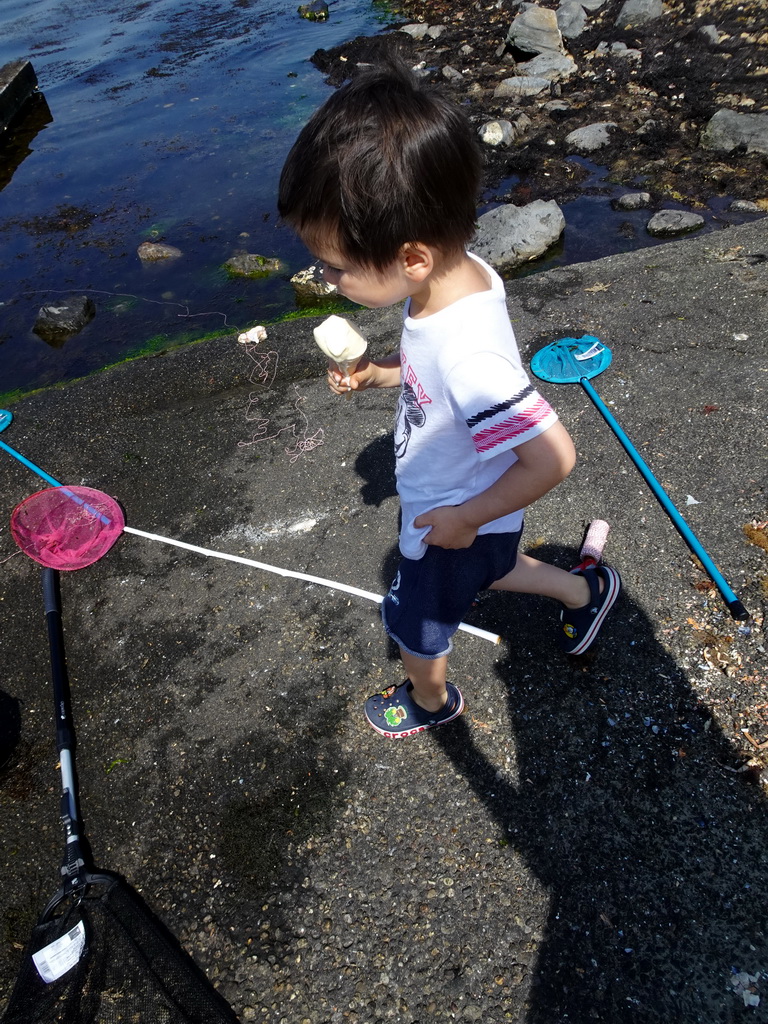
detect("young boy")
[278,62,620,739]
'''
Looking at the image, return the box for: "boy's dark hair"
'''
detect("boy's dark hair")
[278,62,482,270]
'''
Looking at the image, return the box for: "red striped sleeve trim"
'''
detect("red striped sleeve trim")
[472,398,555,453]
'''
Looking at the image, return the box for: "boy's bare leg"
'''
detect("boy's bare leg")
[489,552,594,607]
[397,554,597,715]
[400,649,449,712]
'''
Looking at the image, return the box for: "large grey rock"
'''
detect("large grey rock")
[34,295,95,346]
[494,76,553,99]
[556,2,588,39]
[506,6,565,55]
[473,201,565,272]
[700,109,768,156]
[516,52,578,81]
[646,210,705,237]
[565,122,618,153]
[616,0,665,29]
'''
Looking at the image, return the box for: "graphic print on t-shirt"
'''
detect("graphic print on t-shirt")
[394,382,427,459]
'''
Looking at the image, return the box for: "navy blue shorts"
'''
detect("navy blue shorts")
[381,528,522,659]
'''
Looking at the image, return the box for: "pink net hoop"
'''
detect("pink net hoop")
[10,486,125,570]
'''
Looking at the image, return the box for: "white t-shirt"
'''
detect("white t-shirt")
[395,252,558,559]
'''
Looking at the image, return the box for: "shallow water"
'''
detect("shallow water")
[480,157,758,276]
[0,0,387,395]
[0,0,757,398]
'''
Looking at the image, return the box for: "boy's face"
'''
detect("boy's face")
[309,241,415,309]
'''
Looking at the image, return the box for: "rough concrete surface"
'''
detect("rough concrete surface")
[1,218,767,1022]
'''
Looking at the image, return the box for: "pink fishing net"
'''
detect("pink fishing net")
[10,486,125,570]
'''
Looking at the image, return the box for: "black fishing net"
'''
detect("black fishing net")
[1,873,240,1024]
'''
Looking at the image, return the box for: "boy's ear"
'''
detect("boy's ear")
[401,242,434,282]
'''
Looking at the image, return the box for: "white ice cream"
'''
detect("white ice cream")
[313,315,367,374]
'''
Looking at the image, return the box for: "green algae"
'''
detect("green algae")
[0,302,360,406]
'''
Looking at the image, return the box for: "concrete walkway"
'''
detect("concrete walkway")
[1,219,766,1022]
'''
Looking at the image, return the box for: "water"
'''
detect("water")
[0,0,757,398]
[0,0,387,396]
[479,157,757,276]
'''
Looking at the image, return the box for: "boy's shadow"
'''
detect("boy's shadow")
[355,430,397,510]
[432,547,767,1022]
[355,435,768,1017]
[355,432,401,631]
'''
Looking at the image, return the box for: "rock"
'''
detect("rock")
[290,265,338,304]
[0,59,38,131]
[729,199,761,213]
[237,325,268,345]
[297,0,328,21]
[565,122,618,153]
[399,24,430,40]
[478,119,516,147]
[516,52,578,81]
[646,210,705,236]
[699,24,720,44]
[515,112,533,134]
[595,41,642,61]
[34,295,95,346]
[542,99,571,116]
[614,191,652,210]
[505,6,565,56]
[494,76,552,99]
[137,241,183,261]
[556,2,588,39]
[616,0,666,29]
[636,118,660,136]
[577,0,608,9]
[442,65,464,83]
[472,200,565,272]
[224,253,284,277]
[700,109,768,156]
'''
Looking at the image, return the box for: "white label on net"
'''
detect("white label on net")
[32,920,86,983]
[574,341,605,361]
